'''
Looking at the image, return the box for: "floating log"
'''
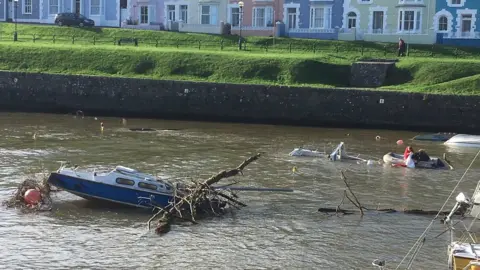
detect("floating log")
[318,207,467,216]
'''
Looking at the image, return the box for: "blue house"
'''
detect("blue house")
[435,0,480,46]
[0,0,121,27]
[282,0,343,39]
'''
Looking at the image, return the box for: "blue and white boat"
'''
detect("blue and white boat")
[47,163,175,209]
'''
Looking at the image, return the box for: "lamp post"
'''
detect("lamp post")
[13,0,18,41]
[238,1,244,50]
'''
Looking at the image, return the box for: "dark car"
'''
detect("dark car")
[54,13,95,27]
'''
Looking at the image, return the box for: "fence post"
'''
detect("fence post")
[313,44,316,54]
[53,35,56,44]
[289,43,292,53]
[407,44,410,56]
[264,45,268,53]
[93,36,96,45]
[198,41,201,50]
[33,34,35,43]
[336,44,339,54]
[361,44,364,56]
[176,39,179,49]
[220,39,224,50]
[72,36,75,44]
[431,45,434,57]
[384,45,387,57]
[155,39,158,48]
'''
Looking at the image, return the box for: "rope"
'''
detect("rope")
[395,149,480,270]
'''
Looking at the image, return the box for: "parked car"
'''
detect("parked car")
[54,13,95,27]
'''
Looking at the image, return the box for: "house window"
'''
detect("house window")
[448,0,465,7]
[138,182,157,191]
[451,0,460,4]
[398,9,421,32]
[286,7,298,29]
[310,7,331,29]
[180,5,188,23]
[49,0,59,14]
[90,0,100,15]
[372,11,384,33]
[230,7,240,27]
[253,7,273,27]
[461,14,472,36]
[116,178,135,186]
[140,6,148,24]
[348,12,356,28]
[23,0,32,14]
[201,5,218,25]
[167,5,175,21]
[438,16,448,31]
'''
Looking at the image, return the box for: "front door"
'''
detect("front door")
[287,8,296,29]
[372,11,384,33]
[75,0,81,15]
[7,1,13,20]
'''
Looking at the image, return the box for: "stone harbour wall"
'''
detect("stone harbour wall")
[0,71,479,133]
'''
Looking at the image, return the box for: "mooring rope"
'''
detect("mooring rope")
[395,149,480,270]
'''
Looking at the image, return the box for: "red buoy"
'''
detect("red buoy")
[24,189,41,205]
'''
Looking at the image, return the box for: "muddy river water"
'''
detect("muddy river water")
[1,113,479,269]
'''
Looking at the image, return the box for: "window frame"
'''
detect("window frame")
[116,178,135,186]
[138,182,158,191]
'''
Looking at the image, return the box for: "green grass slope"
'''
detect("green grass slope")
[0,24,479,94]
[0,43,352,87]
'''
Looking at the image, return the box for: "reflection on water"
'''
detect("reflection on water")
[0,112,479,269]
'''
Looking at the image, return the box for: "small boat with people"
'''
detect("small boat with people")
[48,163,176,209]
[445,134,480,148]
[383,146,450,169]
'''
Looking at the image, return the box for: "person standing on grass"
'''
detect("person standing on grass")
[398,38,406,57]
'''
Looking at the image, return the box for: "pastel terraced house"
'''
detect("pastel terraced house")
[435,0,480,46]
[125,0,228,34]
[339,0,437,44]
[0,0,121,26]
[281,0,343,39]
[228,0,282,37]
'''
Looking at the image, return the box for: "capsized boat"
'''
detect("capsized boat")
[445,134,480,148]
[289,148,326,157]
[48,163,176,209]
[290,142,376,163]
[383,152,449,169]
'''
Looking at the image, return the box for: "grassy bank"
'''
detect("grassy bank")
[2,22,480,58]
[0,23,479,94]
[1,41,479,94]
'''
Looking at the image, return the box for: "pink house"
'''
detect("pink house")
[228,0,283,37]
[122,0,165,29]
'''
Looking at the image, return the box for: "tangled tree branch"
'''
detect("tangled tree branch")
[147,153,261,235]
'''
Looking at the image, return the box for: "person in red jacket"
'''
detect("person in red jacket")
[404,146,414,160]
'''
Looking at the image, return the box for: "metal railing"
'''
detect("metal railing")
[1,30,480,58]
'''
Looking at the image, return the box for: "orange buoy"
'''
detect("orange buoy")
[24,189,41,205]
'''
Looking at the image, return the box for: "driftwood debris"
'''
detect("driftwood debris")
[147,153,261,235]
[319,170,468,218]
[3,176,56,211]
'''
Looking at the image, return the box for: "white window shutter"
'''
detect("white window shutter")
[266,7,273,26]
[148,5,153,24]
[210,5,217,25]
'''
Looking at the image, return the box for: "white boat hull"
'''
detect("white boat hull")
[445,134,480,147]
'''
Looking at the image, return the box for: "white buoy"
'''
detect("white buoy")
[367,160,374,166]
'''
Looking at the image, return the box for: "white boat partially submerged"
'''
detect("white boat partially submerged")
[290,142,376,164]
[289,148,326,157]
[445,134,480,148]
